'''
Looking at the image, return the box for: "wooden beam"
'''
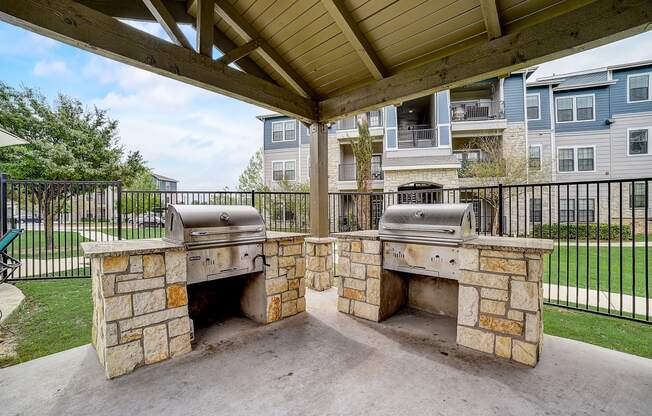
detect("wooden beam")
[0,0,316,122]
[195,0,214,57]
[218,39,259,65]
[479,0,502,40]
[309,123,329,237]
[211,28,273,82]
[142,0,192,49]
[208,0,317,98]
[319,0,652,121]
[76,0,194,24]
[320,0,385,80]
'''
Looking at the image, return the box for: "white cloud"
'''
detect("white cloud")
[82,56,264,190]
[32,59,70,77]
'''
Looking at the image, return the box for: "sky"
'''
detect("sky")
[1,20,652,190]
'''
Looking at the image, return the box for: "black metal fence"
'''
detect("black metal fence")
[1,174,650,323]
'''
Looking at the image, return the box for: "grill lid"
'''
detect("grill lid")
[164,204,266,248]
[378,203,477,245]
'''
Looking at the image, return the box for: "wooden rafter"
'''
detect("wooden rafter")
[77,0,194,24]
[319,0,652,121]
[0,0,317,121]
[218,40,260,65]
[202,0,316,99]
[195,0,214,57]
[320,0,385,80]
[479,0,502,40]
[211,27,272,82]
[142,0,192,49]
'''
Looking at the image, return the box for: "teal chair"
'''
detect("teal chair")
[0,228,23,284]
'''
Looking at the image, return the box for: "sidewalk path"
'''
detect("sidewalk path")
[544,284,652,315]
[0,283,24,322]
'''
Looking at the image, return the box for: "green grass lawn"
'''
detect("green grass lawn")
[9,230,88,260]
[104,226,166,240]
[0,279,92,368]
[543,245,652,297]
[543,305,652,359]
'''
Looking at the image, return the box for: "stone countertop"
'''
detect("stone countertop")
[462,235,553,252]
[81,239,184,258]
[332,230,380,240]
[266,231,308,241]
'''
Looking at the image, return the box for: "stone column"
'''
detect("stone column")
[84,241,191,379]
[456,237,552,367]
[305,237,334,291]
[262,234,307,321]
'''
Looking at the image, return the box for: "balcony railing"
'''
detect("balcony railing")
[338,162,384,181]
[450,100,504,121]
[397,126,437,148]
[336,110,383,130]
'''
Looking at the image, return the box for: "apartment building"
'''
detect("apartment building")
[259,60,652,231]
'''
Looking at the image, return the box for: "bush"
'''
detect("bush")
[531,223,632,240]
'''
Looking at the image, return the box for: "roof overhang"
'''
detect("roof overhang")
[552,80,618,91]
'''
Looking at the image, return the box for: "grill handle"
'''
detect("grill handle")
[382,225,456,234]
[190,226,263,236]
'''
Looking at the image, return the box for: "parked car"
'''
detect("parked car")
[127,213,165,228]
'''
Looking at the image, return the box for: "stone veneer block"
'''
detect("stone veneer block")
[305,237,335,292]
[334,232,553,368]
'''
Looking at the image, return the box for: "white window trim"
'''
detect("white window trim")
[627,127,651,157]
[271,120,297,142]
[557,145,596,173]
[626,72,652,103]
[528,144,543,171]
[555,94,596,124]
[271,159,297,182]
[526,93,541,121]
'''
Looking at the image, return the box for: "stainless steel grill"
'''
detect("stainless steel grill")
[164,205,266,284]
[379,203,476,279]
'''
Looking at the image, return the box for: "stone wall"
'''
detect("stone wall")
[383,168,459,192]
[90,248,191,379]
[263,235,307,320]
[305,237,334,291]
[456,239,549,366]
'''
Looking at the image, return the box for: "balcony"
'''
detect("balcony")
[450,100,504,121]
[397,125,437,149]
[338,162,384,181]
[336,110,383,130]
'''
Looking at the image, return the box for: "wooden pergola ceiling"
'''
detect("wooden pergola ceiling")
[1,0,651,124]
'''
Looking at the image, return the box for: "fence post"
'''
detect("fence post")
[250,189,256,208]
[0,173,7,235]
[498,183,504,236]
[117,181,123,240]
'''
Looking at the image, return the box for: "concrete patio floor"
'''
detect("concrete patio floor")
[1,289,651,416]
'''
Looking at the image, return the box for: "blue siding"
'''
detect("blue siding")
[386,129,397,148]
[385,106,397,127]
[504,74,525,121]
[263,116,299,150]
[554,87,610,132]
[611,65,652,115]
[527,86,550,131]
[300,123,310,144]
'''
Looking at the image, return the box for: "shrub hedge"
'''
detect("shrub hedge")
[531,223,632,240]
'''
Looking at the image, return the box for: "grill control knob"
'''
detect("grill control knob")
[415,210,424,218]
[220,213,231,223]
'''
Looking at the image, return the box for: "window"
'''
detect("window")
[578,199,595,222]
[529,146,541,171]
[368,110,382,127]
[558,148,574,172]
[272,161,284,180]
[630,182,646,208]
[556,95,595,122]
[556,98,573,122]
[558,147,594,172]
[272,122,284,142]
[577,147,594,171]
[271,121,296,141]
[628,128,649,155]
[530,198,542,222]
[559,199,575,223]
[272,160,296,181]
[629,74,650,102]
[527,94,540,120]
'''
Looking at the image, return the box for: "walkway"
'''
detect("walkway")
[1,289,650,416]
[544,285,652,315]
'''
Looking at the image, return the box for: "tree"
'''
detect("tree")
[460,136,530,234]
[348,118,374,229]
[237,148,267,191]
[0,82,149,246]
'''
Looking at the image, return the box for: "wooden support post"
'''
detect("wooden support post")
[309,123,329,237]
[196,0,213,57]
